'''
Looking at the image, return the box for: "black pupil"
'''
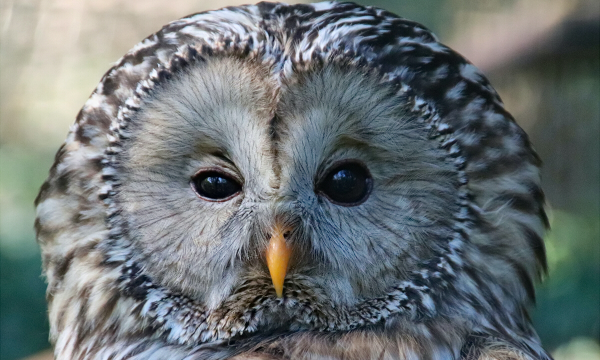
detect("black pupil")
[320,163,371,205]
[192,172,240,200]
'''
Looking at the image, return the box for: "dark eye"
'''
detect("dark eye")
[318,161,372,206]
[190,171,241,201]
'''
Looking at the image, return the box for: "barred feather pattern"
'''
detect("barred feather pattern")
[35,2,550,359]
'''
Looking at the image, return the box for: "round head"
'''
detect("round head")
[35,2,549,359]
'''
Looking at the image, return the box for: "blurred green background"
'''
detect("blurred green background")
[0,0,598,359]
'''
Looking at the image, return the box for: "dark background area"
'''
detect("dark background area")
[1,0,598,359]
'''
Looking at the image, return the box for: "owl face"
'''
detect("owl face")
[36,2,550,359]
[116,56,459,311]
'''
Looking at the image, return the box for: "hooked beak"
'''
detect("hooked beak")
[265,223,292,297]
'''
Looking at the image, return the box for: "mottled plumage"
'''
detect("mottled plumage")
[35,2,550,359]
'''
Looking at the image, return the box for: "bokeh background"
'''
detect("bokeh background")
[1,0,598,359]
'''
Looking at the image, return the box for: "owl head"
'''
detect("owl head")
[35,2,549,359]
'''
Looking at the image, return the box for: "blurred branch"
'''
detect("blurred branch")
[448,0,599,73]
[21,350,52,360]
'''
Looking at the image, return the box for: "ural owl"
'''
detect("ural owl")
[35,2,550,359]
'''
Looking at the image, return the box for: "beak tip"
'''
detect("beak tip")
[266,224,292,298]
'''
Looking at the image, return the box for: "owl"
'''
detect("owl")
[34,2,551,359]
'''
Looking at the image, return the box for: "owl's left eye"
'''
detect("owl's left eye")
[317,161,372,206]
[190,170,241,201]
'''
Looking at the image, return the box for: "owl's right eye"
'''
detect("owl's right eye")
[190,171,241,201]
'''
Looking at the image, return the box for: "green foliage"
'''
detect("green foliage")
[533,211,600,349]
[0,252,49,360]
[0,147,56,359]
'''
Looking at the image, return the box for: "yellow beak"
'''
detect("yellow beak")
[266,224,292,298]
